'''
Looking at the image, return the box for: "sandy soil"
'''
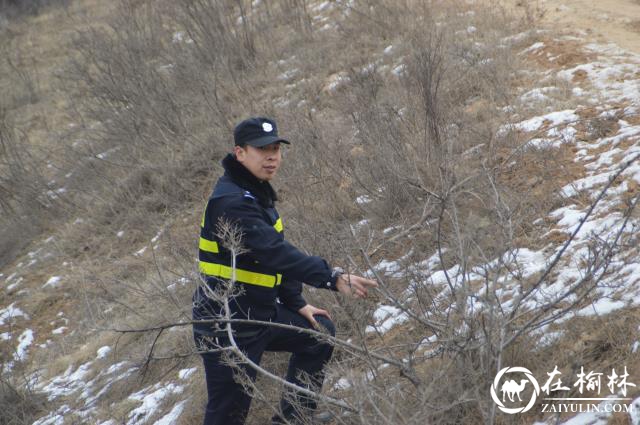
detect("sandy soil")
[516,0,640,54]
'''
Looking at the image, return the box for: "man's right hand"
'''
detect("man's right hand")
[335,274,378,298]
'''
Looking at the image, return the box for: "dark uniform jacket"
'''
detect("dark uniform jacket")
[193,153,337,336]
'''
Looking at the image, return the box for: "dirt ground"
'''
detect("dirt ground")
[509,0,640,54]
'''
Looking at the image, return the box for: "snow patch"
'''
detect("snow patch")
[576,298,627,317]
[366,305,410,334]
[392,63,406,76]
[520,86,557,102]
[6,279,23,291]
[0,303,29,325]
[312,1,330,12]
[32,405,71,425]
[40,361,93,401]
[97,346,112,359]
[178,367,197,380]
[356,195,372,204]
[105,361,129,375]
[332,377,351,390]
[521,41,544,54]
[172,31,193,44]
[513,110,579,133]
[15,329,34,361]
[43,276,62,288]
[154,400,188,425]
[127,383,184,425]
[560,171,615,198]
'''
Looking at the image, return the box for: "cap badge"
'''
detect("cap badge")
[262,122,273,132]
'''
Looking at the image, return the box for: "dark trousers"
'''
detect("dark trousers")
[195,304,336,425]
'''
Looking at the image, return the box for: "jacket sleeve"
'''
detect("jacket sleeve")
[216,196,335,289]
[278,278,307,311]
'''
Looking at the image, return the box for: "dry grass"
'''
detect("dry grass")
[0,376,46,425]
[523,37,594,69]
[626,19,640,33]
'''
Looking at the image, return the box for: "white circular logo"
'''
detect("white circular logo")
[262,122,273,132]
[490,367,540,414]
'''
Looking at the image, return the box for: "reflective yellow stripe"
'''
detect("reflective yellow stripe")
[199,261,282,288]
[199,237,219,254]
[274,218,283,233]
[201,211,205,227]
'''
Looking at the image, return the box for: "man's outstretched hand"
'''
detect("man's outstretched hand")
[335,274,378,298]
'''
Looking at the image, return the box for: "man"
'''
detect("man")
[192,117,378,425]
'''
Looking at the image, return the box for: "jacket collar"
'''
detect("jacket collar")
[221,153,278,208]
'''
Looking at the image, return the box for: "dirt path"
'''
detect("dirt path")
[523,0,640,54]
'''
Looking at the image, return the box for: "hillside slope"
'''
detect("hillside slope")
[1,1,640,425]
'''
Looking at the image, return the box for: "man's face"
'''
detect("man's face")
[234,143,282,181]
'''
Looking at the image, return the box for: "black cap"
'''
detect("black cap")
[234,117,290,147]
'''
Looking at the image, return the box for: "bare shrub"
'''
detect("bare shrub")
[0,110,60,266]
[176,0,257,71]
[2,55,39,108]
[57,0,258,239]
[0,370,46,425]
